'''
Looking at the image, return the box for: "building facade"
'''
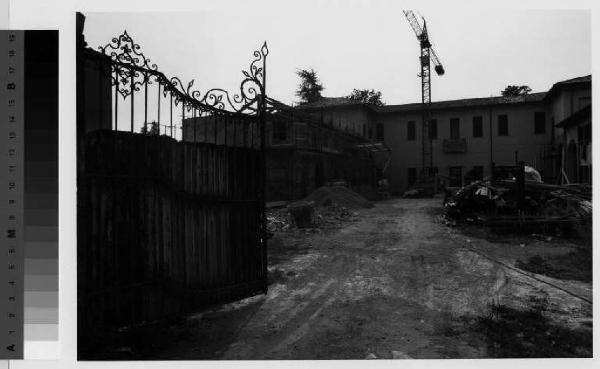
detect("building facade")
[546,76,592,184]
[304,75,591,194]
[182,100,382,201]
[378,93,553,191]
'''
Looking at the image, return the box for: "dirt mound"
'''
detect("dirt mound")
[303,186,373,209]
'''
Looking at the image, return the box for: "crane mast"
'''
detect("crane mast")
[403,10,445,181]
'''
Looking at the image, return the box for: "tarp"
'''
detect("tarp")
[524,166,542,183]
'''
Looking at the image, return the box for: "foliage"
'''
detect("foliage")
[501,85,532,97]
[140,121,160,135]
[347,88,384,106]
[296,68,324,104]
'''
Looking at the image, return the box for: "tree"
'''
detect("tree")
[141,120,160,135]
[501,85,532,97]
[295,68,324,104]
[347,88,384,106]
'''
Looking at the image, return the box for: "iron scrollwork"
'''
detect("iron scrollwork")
[190,42,268,112]
[98,30,268,114]
[99,31,158,99]
[99,30,158,71]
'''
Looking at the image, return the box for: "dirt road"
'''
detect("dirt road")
[117,198,593,359]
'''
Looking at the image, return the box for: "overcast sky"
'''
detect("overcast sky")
[84,7,591,106]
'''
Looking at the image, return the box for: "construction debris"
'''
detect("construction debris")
[303,185,374,209]
[314,203,356,228]
[524,166,543,182]
[402,176,436,198]
[287,201,315,228]
[267,209,293,232]
[402,188,428,198]
[444,178,591,234]
[267,201,359,233]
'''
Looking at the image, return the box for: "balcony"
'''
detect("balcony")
[443,138,467,153]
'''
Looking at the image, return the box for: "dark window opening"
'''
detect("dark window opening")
[450,118,460,139]
[407,121,416,141]
[368,127,373,139]
[362,124,366,137]
[498,114,508,136]
[408,168,417,186]
[273,120,287,141]
[428,119,437,140]
[534,112,546,134]
[376,123,384,141]
[449,166,462,187]
[472,116,483,137]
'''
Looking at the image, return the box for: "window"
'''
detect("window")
[428,119,437,140]
[472,116,483,137]
[450,118,460,139]
[368,127,373,139]
[498,114,508,136]
[534,112,545,134]
[273,121,287,141]
[407,121,416,141]
[362,124,366,137]
[408,168,417,186]
[449,166,462,187]
[376,123,384,141]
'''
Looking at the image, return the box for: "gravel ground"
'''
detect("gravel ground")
[99,197,592,359]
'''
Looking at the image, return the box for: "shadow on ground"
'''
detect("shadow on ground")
[516,247,592,283]
[79,297,266,360]
[471,303,592,358]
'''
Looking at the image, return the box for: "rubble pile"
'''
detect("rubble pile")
[267,187,371,233]
[267,208,293,232]
[314,203,356,228]
[267,201,359,233]
[444,179,591,232]
[303,186,374,209]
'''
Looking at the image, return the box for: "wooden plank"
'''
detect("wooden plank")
[78,130,265,333]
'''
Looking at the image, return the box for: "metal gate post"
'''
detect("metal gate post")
[259,42,268,293]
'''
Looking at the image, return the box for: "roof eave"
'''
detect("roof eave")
[375,96,546,114]
[555,105,592,128]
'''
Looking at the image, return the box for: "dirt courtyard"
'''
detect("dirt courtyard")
[105,197,592,359]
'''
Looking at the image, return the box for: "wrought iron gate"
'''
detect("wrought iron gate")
[76,13,268,345]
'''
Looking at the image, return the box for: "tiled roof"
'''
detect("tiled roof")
[291,75,590,114]
[545,75,592,101]
[375,92,547,113]
[554,75,591,85]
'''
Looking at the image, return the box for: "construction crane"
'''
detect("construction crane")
[403,10,445,183]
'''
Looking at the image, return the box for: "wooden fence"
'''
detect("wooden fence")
[77,130,267,338]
